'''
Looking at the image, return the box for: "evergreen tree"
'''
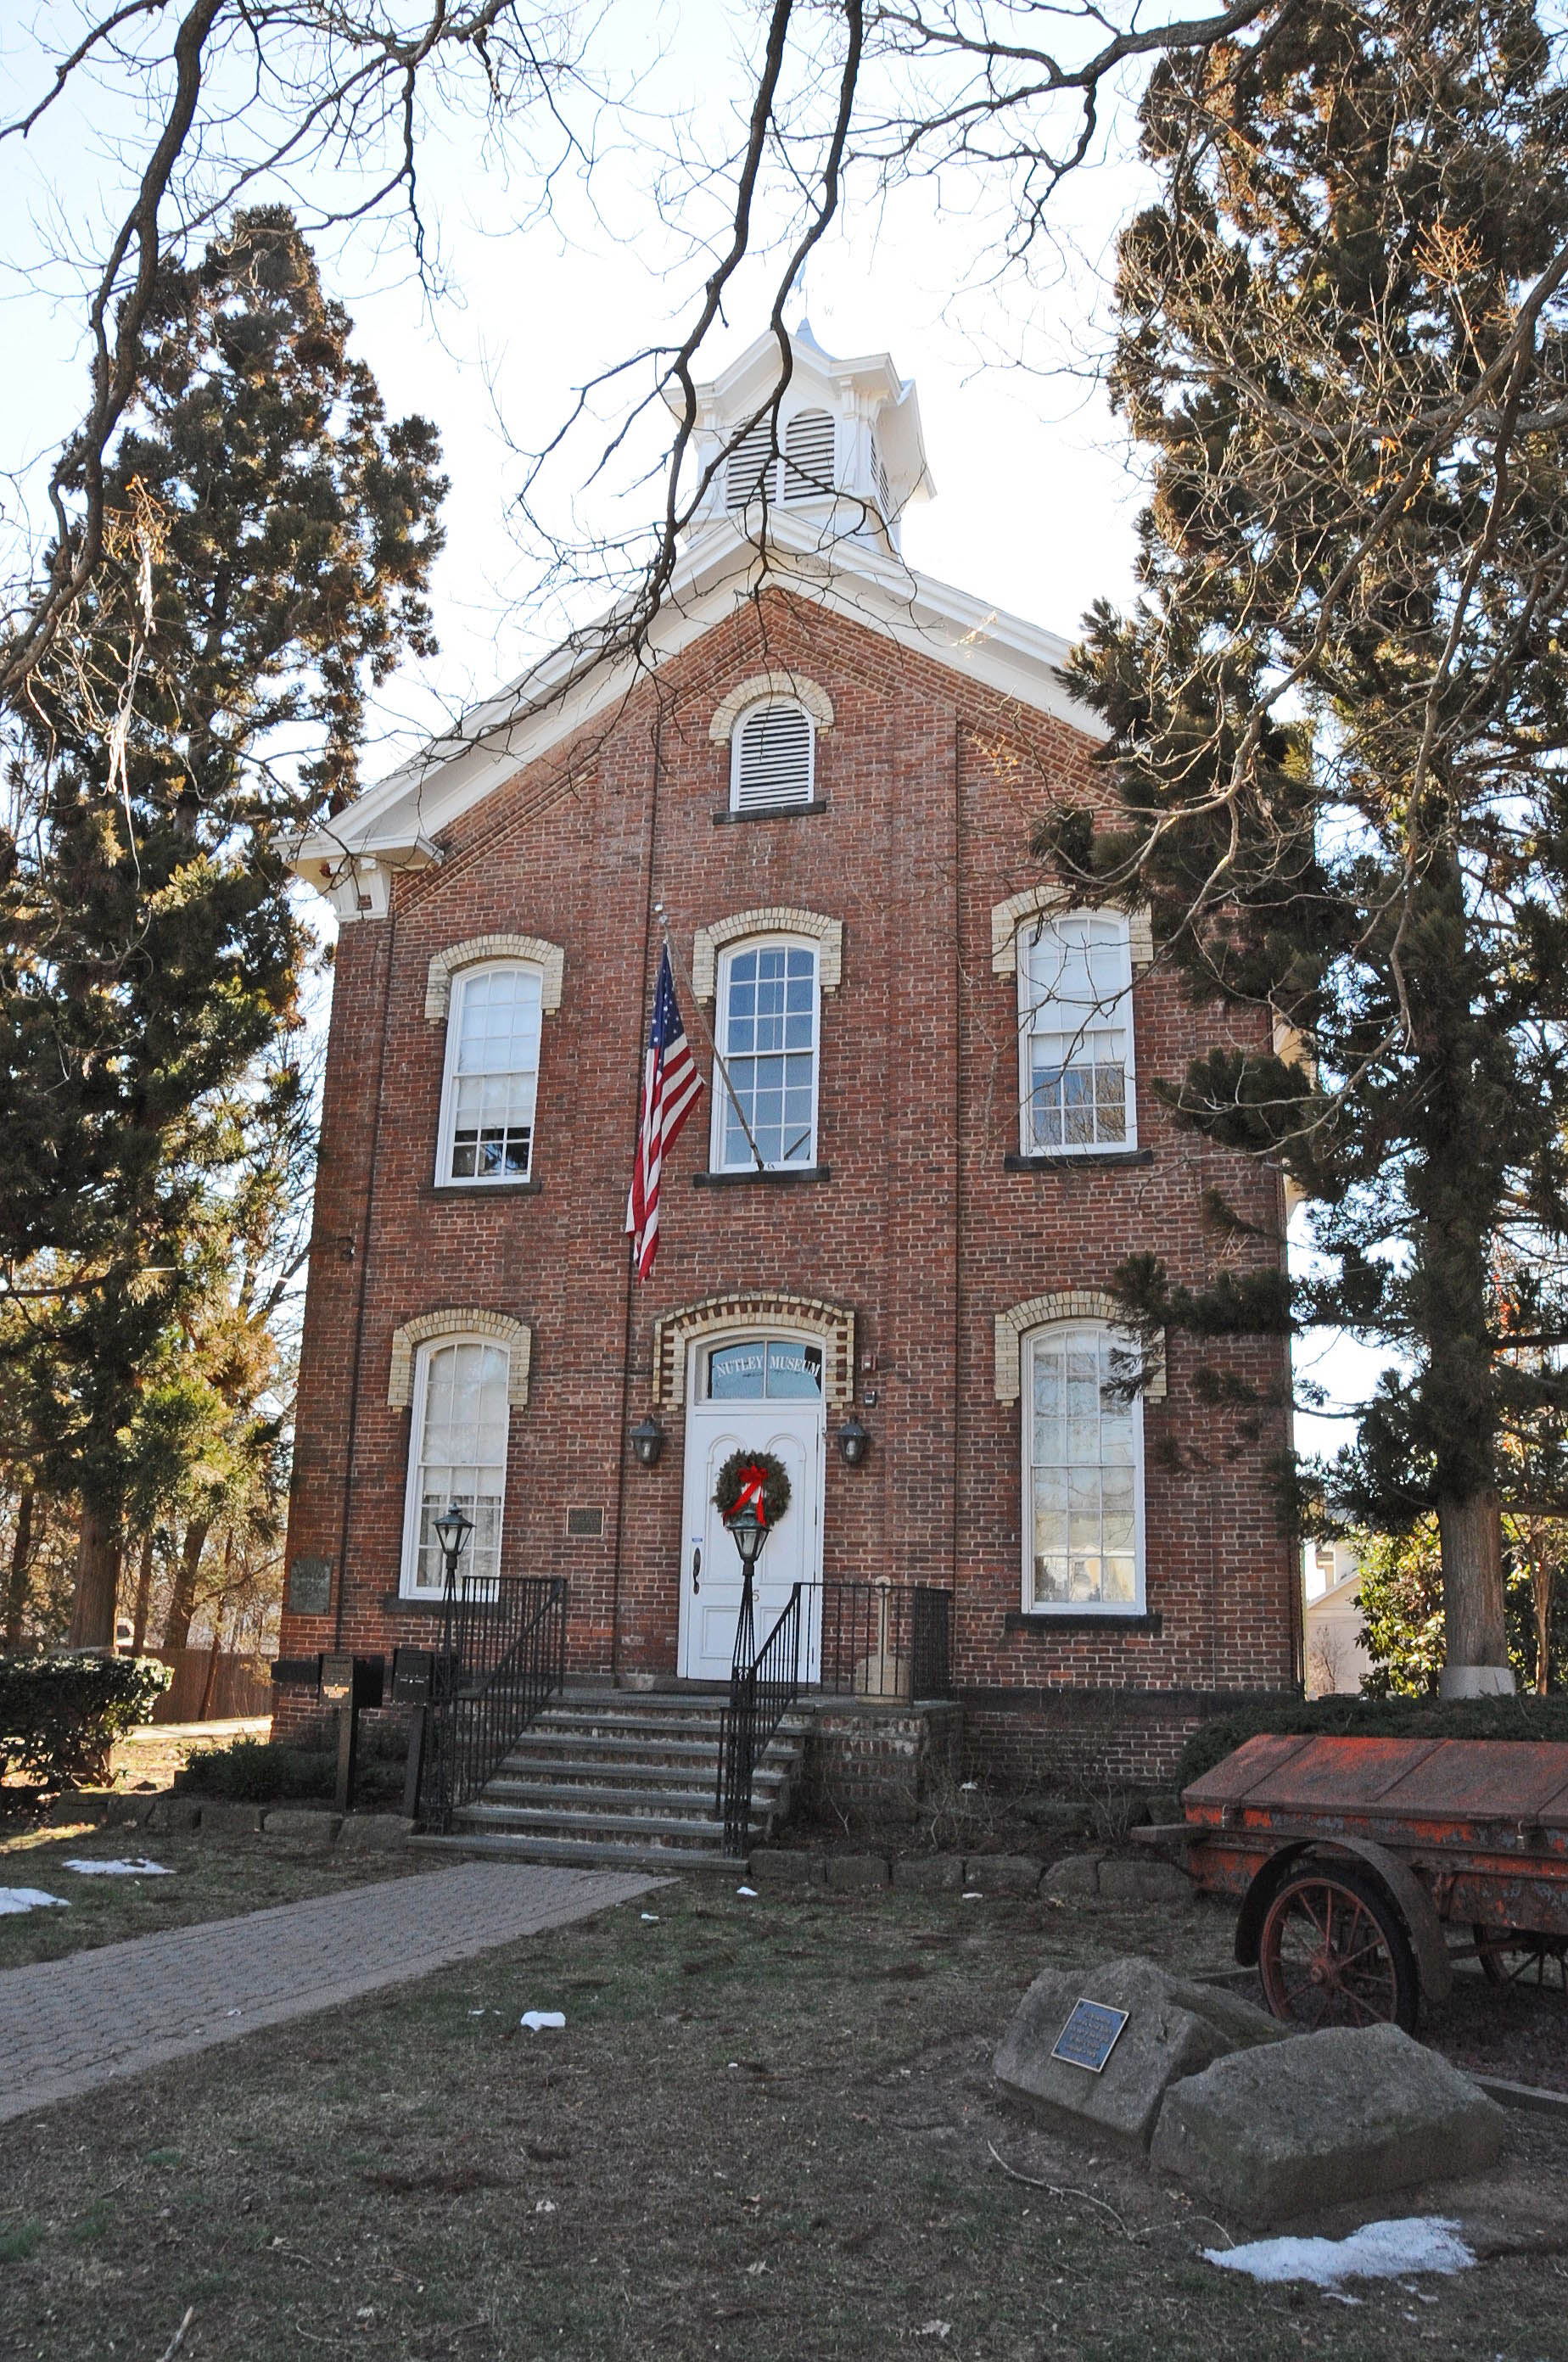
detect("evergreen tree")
[0,208,445,1644]
[1053,0,1568,1685]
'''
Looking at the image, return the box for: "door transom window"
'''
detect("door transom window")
[705,1337,825,1401]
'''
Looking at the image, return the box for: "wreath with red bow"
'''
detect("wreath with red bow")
[713,1447,792,1530]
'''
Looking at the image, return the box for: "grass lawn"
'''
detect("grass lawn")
[0,1822,422,1969]
[2,1874,1565,2360]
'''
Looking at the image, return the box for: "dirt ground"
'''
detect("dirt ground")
[2,1874,1566,2362]
[0,1822,421,1969]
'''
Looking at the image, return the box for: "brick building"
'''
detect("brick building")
[279,322,1300,1787]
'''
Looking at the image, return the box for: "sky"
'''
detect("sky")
[0,0,1369,1466]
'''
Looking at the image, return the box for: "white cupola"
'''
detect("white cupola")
[677,318,934,555]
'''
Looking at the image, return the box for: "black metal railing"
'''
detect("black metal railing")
[716,1571,804,1854]
[715,1577,955,1854]
[815,1581,955,1704]
[423,1574,568,1829]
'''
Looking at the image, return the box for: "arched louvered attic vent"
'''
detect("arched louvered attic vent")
[725,417,780,511]
[731,702,815,812]
[782,409,836,503]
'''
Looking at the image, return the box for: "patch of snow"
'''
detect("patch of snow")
[62,1858,171,1876]
[1204,2218,1477,2288]
[519,2011,566,2033]
[0,1888,68,1915]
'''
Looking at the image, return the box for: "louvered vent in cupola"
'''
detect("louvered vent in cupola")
[782,409,836,503]
[870,434,892,518]
[731,702,815,812]
[724,417,780,510]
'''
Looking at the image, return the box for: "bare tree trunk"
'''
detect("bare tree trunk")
[198,1613,224,1721]
[3,1482,36,1649]
[162,1518,210,1654]
[68,1504,121,1650]
[130,1531,155,1655]
[1438,1491,1510,1682]
[1536,1552,1554,1698]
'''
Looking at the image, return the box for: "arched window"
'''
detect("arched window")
[400,1337,511,1597]
[730,700,815,813]
[1023,1323,1144,1613]
[1016,910,1136,1154]
[711,937,820,1171]
[782,409,836,503]
[436,961,544,1184]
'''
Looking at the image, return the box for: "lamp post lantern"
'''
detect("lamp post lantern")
[433,1500,474,1592]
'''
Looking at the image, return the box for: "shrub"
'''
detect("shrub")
[176,1736,335,1802]
[0,1654,171,1789]
[1175,1689,1568,1791]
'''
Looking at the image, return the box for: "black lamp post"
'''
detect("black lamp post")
[433,1499,474,1592]
[725,1497,770,1570]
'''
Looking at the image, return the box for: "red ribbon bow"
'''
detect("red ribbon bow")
[733,1464,770,1525]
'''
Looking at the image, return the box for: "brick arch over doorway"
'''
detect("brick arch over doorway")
[652,1293,856,1408]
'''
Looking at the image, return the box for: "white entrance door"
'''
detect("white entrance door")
[678,1335,825,1683]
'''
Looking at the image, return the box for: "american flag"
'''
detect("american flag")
[626,944,704,1279]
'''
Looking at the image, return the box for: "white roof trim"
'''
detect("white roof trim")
[293,515,1106,887]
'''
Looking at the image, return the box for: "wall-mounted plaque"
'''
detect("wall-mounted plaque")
[566,1507,604,1539]
[1050,1999,1129,2075]
[288,1555,333,1615]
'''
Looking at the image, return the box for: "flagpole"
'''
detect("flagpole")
[653,902,766,1173]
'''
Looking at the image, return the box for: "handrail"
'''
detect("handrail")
[424,1573,568,1829]
[716,1576,804,1855]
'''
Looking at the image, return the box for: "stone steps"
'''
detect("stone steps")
[437,1688,811,1869]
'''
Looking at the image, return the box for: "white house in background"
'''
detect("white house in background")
[1303,1541,1373,1698]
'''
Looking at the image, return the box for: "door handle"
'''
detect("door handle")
[692,1545,702,1595]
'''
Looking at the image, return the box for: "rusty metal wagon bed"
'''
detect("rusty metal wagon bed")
[1140,1733,1568,2032]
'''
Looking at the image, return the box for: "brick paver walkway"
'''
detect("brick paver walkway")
[0,1862,659,2123]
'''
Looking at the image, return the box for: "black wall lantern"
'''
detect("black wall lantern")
[836,1412,871,1467]
[630,1414,666,1469]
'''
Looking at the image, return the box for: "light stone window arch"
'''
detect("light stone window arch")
[692,907,843,1001]
[708,673,835,744]
[424,935,565,1023]
[993,1290,1165,1406]
[990,889,1153,977]
[652,1292,855,1408]
[389,1309,532,1409]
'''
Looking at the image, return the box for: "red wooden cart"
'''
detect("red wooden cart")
[1141,1733,1568,2031]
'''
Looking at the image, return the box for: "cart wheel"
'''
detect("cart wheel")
[1472,1927,1568,1993]
[1257,1858,1419,2033]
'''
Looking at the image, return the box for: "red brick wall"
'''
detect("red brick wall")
[276,588,1297,1772]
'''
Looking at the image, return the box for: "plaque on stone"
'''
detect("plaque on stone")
[1050,1998,1130,2075]
[288,1555,333,1615]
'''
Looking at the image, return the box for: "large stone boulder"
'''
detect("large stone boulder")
[994,1956,1285,2155]
[1151,2022,1506,2225]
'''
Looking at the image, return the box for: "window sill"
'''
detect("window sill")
[425,1178,543,1200]
[694,1163,831,1187]
[1004,1149,1152,1173]
[712,799,828,826]
[380,1591,503,1615]
[1005,1609,1162,1635]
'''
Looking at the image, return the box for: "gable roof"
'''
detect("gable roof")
[292,505,1106,905]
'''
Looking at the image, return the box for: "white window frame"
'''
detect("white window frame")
[728,699,815,814]
[709,933,821,1173]
[1021,1321,1146,1615]
[398,1335,512,1600]
[1016,910,1137,1156]
[434,959,545,1188]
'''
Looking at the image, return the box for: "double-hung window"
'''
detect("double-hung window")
[437,963,543,1184]
[1024,1323,1144,1613]
[400,1338,510,1597]
[711,938,820,1170]
[1017,911,1135,1153]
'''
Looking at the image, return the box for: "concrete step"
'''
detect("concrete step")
[529,1708,813,1744]
[411,1830,742,1873]
[479,1779,739,1819]
[495,1750,788,1791]
[453,1799,759,1848]
[500,1732,732,1771]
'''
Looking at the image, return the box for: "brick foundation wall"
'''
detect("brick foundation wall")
[802,1702,963,1829]
[277,588,1299,1757]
